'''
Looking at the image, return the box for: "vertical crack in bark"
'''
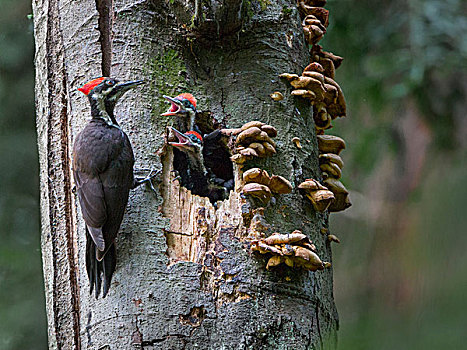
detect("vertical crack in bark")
[96,0,113,76]
[45,0,81,347]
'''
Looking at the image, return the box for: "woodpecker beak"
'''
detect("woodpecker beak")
[115,80,145,92]
[168,127,195,149]
[161,95,186,116]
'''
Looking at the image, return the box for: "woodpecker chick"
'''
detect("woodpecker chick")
[161,93,197,132]
[74,77,144,298]
[168,127,229,203]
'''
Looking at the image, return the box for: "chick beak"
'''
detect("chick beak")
[161,95,186,116]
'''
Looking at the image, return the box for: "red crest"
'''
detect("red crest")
[186,130,202,142]
[176,93,197,108]
[78,77,106,95]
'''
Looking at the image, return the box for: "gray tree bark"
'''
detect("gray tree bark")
[34,0,338,349]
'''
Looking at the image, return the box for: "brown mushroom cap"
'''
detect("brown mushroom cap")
[266,255,284,270]
[317,134,346,154]
[291,89,316,100]
[298,178,327,191]
[299,179,335,212]
[264,231,307,245]
[269,175,293,194]
[249,142,266,157]
[261,125,278,138]
[320,162,342,179]
[262,142,277,155]
[242,183,272,202]
[311,45,344,69]
[239,147,259,158]
[324,76,346,118]
[323,177,352,212]
[319,153,344,169]
[292,137,302,149]
[231,153,248,164]
[279,73,299,81]
[241,121,264,131]
[243,168,271,185]
[236,126,262,145]
[318,57,335,79]
[305,189,335,212]
[304,62,325,74]
[270,92,284,101]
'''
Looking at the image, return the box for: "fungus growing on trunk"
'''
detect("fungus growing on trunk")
[250,230,328,271]
[298,178,335,212]
[242,168,292,206]
[270,91,284,101]
[316,134,346,154]
[323,177,351,212]
[227,121,278,164]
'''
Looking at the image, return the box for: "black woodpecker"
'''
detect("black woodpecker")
[168,127,228,202]
[73,77,144,298]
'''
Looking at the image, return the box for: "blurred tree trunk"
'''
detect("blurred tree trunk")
[33,0,338,348]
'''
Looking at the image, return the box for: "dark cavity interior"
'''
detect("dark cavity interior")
[172,111,235,204]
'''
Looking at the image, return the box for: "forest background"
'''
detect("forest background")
[0,0,465,348]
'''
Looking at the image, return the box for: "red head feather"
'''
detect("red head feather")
[176,93,197,108]
[78,77,106,95]
[186,130,202,142]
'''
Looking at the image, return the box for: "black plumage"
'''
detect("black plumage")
[73,77,143,298]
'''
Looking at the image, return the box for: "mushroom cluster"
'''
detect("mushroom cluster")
[225,121,278,164]
[297,178,334,212]
[279,63,346,133]
[277,1,346,134]
[242,167,292,206]
[250,230,329,271]
[317,134,351,212]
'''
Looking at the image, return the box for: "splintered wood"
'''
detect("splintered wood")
[160,147,245,266]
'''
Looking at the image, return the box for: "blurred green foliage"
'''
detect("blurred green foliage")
[322,0,467,348]
[0,0,47,348]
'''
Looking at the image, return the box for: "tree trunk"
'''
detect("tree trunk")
[34,0,338,348]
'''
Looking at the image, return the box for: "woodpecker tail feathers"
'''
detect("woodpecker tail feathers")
[86,228,116,298]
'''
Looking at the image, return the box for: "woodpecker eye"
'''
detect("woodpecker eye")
[105,80,115,86]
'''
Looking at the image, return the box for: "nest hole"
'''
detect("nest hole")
[172,112,235,204]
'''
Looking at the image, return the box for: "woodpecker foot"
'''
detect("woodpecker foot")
[133,168,161,193]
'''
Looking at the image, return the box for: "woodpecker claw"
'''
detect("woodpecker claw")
[133,168,161,194]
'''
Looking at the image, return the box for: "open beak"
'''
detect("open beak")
[115,79,145,93]
[161,95,186,116]
[168,127,195,149]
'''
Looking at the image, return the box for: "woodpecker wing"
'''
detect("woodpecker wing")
[74,169,107,252]
[96,135,134,260]
[73,121,135,258]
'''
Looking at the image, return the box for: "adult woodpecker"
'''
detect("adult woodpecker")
[168,127,228,202]
[73,76,146,298]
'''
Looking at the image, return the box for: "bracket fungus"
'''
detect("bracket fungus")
[292,137,302,149]
[316,134,346,155]
[298,178,335,212]
[270,91,284,101]
[302,15,327,45]
[319,153,344,179]
[228,121,278,164]
[250,230,327,271]
[323,177,351,212]
[242,168,292,206]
